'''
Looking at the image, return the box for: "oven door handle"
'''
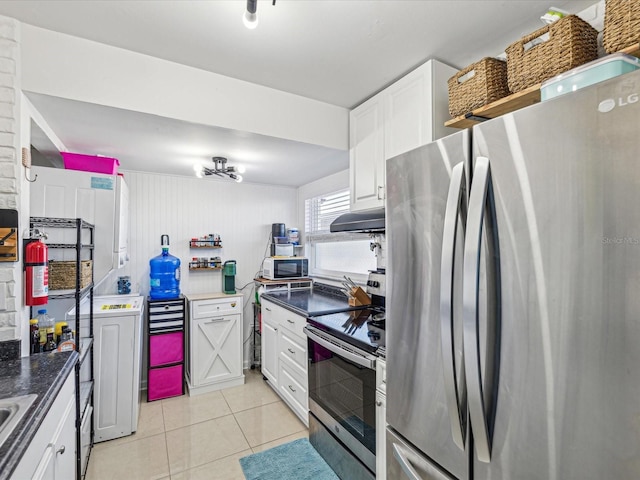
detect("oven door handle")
[304,326,375,369]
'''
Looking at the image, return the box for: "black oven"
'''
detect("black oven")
[305,324,378,480]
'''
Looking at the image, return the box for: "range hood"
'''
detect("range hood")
[330,208,385,233]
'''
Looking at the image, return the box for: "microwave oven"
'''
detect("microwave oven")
[262,257,308,280]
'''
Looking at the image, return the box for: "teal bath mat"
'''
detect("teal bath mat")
[239,438,339,480]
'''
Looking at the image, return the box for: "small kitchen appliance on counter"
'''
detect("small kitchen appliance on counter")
[304,269,386,480]
[223,260,236,294]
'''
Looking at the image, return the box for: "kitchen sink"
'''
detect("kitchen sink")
[0,394,37,448]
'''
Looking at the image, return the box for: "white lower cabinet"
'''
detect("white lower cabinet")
[261,305,278,384]
[260,299,309,426]
[186,294,245,395]
[11,370,76,480]
[376,358,387,480]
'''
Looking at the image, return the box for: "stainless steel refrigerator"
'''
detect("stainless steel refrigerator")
[385,68,640,480]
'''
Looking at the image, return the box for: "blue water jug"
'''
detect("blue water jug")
[149,234,181,300]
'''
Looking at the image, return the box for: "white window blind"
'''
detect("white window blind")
[304,189,376,280]
[305,189,350,236]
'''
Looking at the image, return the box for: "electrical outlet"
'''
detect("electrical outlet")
[21,147,31,168]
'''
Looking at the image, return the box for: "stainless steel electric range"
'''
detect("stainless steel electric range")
[304,269,385,480]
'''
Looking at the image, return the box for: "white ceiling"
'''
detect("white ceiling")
[1,0,597,186]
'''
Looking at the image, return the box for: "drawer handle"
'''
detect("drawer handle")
[287,348,295,354]
[265,307,272,312]
[288,385,296,393]
[376,401,383,407]
[56,445,66,455]
[287,319,295,324]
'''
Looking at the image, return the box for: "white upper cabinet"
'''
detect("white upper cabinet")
[349,59,457,212]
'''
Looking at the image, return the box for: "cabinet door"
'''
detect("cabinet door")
[193,314,242,386]
[376,390,387,480]
[384,65,431,160]
[54,394,77,480]
[261,314,278,384]
[94,315,134,442]
[349,96,385,212]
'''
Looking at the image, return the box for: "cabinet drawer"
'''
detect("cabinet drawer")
[269,303,306,337]
[150,331,184,367]
[279,330,307,373]
[148,364,184,401]
[192,297,242,319]
[149,299,184,316]
[279,358,308,411]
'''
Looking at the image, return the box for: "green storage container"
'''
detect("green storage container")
[541,53,640,101]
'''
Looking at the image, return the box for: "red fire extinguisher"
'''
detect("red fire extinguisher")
[25,239,48,306]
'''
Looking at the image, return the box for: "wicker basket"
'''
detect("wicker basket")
[603,0,640,53]
[448,58,510,117]
[49,260,92,290]
[506,15,598,93]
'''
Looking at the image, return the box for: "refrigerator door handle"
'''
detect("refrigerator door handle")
[393,442,454,480]
[439,161,467,450]
[463,156,501,463]
[393,443,421,480]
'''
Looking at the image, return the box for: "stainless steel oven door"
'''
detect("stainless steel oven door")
[305,325,378,474]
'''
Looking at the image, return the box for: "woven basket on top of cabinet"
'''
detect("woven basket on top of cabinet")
[603,0,640,54]
[49,260,92,290]
[447,57,510,118]
[505,14,598,93]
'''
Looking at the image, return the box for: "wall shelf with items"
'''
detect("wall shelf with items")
[189,235,222,249]
[188,258,222,271]
[445,43,640,129]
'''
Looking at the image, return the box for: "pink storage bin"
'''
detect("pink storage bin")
[149,332,183,367]
[62,152,120,174]
[148,364,183,401]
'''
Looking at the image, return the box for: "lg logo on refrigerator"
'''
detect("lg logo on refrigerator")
[598,93,639,113]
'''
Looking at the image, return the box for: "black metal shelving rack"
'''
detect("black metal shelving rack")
[30,217,95,480]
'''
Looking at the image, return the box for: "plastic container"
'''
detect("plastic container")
[36,309,54,347]
[149,235,181,300]
[287,228,300,245]
[62,152,120,175]
[541,53,640,100]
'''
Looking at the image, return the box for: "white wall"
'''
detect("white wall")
[20,24,348,152]
[0,16,22,352]
[99,170,297,372]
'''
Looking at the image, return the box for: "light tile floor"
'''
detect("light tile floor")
[86,369,308,480]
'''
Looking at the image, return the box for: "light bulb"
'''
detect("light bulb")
[195,170,204,179]
[236,165,246,174]
[243,10,258,29]
[235,174,243,183]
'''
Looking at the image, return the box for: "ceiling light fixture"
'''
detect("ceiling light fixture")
[195,157,244,182]
[243,0,258,29]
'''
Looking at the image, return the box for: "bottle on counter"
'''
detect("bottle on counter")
[57,326,75,352]
[30,318,40,354]
[37,309,56,352]
[43,328,57,352]
[55,321,68,344]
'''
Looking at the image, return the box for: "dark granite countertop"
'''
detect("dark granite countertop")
[261,283,365,317]
[0,351,78,480]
